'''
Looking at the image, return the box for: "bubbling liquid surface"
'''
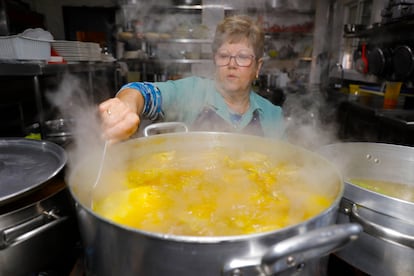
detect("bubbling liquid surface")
[348,178,414,203]
[93,149,336,236]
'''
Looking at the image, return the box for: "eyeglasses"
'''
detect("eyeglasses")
[215,51,256,67]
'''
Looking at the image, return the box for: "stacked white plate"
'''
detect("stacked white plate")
[52,40,102,62]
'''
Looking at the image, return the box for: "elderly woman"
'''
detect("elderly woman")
[99,15,285,144]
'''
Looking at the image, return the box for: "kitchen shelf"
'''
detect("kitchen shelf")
[174,5,203,10]
[265,32,313,38]
[0,61,115,76]
[152,38,212,44]
[122,58,212,64]
[330,68,379,84]
[157,59,212,64]
[151,4,233,14]
[343,19,414,39]
[173,5,233,11]
[359,85,414,98]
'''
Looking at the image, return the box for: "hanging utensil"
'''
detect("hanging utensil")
[361,43,369,74]
[355,42,369,74]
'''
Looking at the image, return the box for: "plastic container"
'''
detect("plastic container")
[0,35,52,60]
[383,81,402,109]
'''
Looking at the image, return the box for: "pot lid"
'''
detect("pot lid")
[0,138,67,206]
[392,45,414,80]
[368,47,389,76]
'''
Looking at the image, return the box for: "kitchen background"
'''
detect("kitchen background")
[1,1,414,275]
[4,0,413,150]
[1,0,414,148]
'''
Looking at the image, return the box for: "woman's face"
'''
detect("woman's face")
[214,39,263,95]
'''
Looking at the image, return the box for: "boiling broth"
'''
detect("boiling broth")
[348,178,414,203]
[92,149,337,236]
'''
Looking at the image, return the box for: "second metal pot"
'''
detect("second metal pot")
[317,142,414,276]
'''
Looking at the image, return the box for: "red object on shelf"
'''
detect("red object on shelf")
[48,47,67,64]
[361,43,369,74]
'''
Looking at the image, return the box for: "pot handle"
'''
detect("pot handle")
[349,204,414,249]
[0,208,68,249]
[222,223,362,276]
[144,122,188,137]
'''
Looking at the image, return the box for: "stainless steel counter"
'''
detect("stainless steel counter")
[336,99,414,146]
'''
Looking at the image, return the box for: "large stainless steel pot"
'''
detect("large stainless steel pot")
[0,138,78,276]
[317,142,414,276]
[68,130,361,276]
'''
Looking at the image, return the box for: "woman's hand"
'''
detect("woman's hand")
[98,96,140,144]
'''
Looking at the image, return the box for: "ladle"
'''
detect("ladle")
[92,141,108,190]
[91,122,187,200]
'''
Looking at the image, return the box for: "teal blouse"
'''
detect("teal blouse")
[154,76,285,139]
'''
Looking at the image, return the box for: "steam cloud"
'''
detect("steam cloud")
[45,72,342,183]
[45,73,106,179]
[283,91,340,151]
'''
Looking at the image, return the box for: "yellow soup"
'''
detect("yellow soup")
[93,149,335,236]
[348,178,414,203]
